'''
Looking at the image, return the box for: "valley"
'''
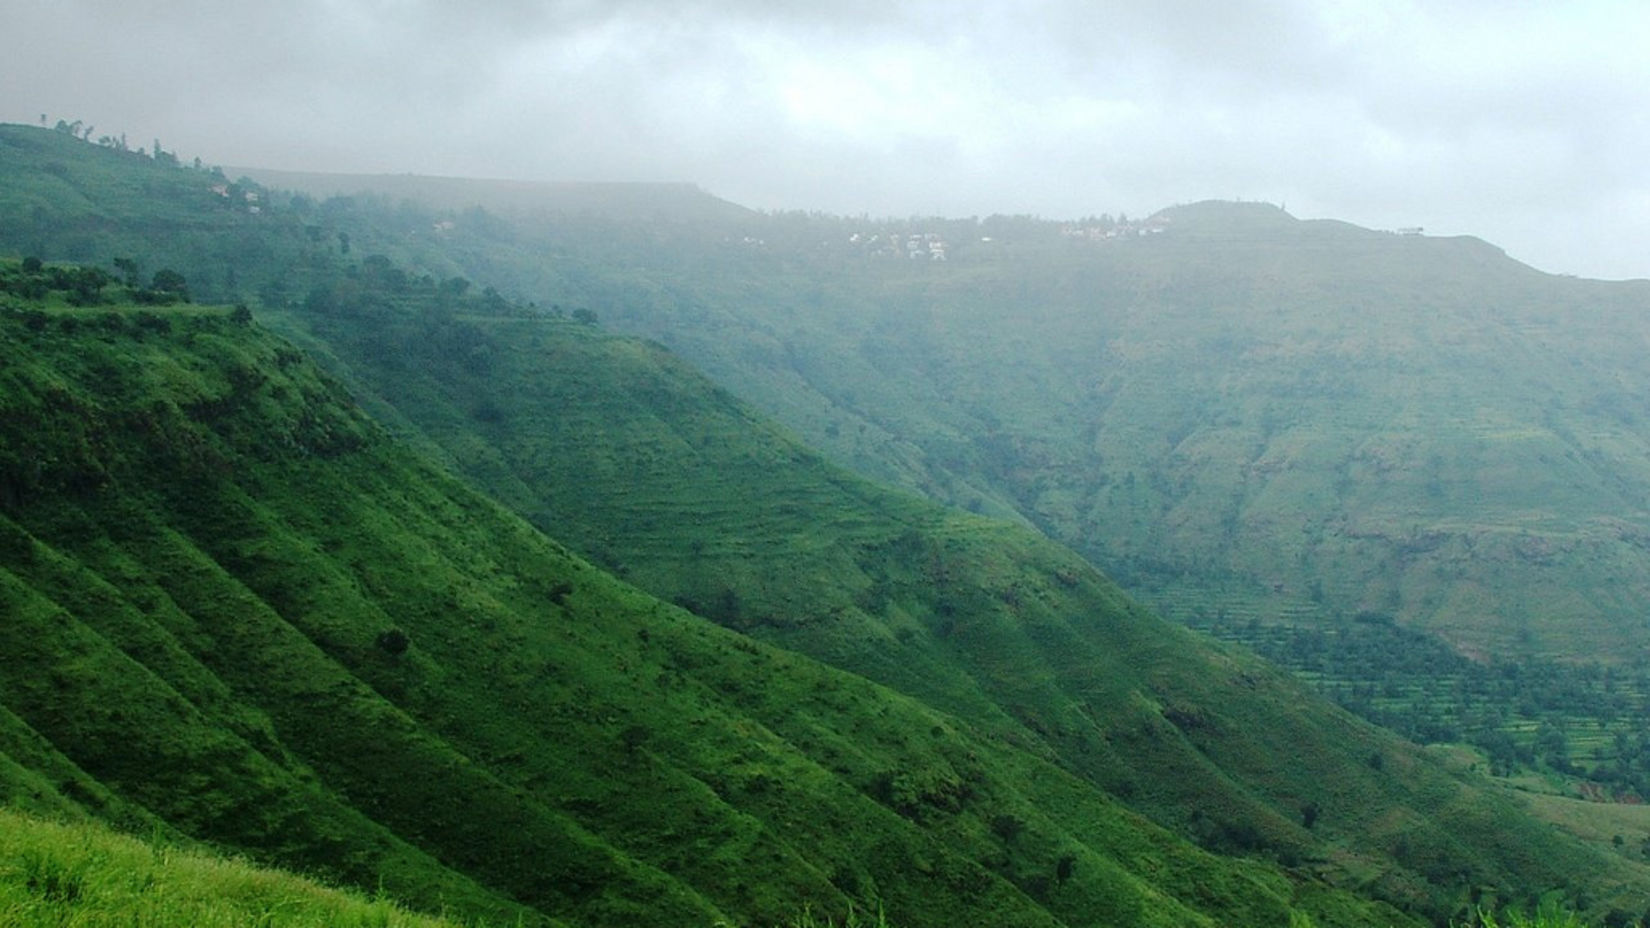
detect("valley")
[5,120,1650,926]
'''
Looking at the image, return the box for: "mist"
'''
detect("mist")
[6,0,1649,278]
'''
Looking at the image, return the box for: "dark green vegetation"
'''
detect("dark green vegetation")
[1192,615,1650,798]
[5,122,1650,925]
[272,270,1650,921]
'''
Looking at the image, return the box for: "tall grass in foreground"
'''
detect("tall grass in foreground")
[0,808,462,927]
[1471,906,1591,928]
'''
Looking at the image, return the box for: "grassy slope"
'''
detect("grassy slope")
[434,199,1650,666]
[0,807,467,928]
[264,293,1650,923]
[0,123,476,311]
[0,286,1436,927]
[3,124,1649,922]
[17,122,1650,667]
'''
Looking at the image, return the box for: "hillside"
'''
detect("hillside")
[449,199,1650,786]
[6,123,1650,924]
[0,807,466,928]
[264,265,1650,922]
[99,135,1650,674]
[483,201,1650,669]
[233,167,754,224]
[272,179,1650,671]
[0,263,1454,927]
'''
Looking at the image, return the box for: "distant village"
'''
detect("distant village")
[830,214,1176,262]
[209,183,263,214]
[848,231,952,261]
[1057,215,1171,240]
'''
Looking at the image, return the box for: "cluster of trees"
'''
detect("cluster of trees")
[1197,613,1650,797]
[295,253,566,379]
[44,114,228,172]
[0,256,110,305]
[0,256,190,307]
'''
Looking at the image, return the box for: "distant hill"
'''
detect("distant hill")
[232,166,754,223]
[423,194,1650,668]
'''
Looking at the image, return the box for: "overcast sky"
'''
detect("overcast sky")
[7,1,1649,279]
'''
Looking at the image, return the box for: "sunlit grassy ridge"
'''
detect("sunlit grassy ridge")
[0,808,467,928]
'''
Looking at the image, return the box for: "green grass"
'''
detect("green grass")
[1470,902,1594,928]
[0,805,911,928]
[0,808,465,928]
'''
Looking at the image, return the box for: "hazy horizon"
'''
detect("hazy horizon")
[7,0,1649,280]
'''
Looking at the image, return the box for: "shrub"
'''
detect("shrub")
[375,628,411,656]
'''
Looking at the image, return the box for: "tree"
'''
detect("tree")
[61,266,111,306]
[149,269,190,301]
[113,257,140,288]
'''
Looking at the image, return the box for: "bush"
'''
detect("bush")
[375,628,411,656]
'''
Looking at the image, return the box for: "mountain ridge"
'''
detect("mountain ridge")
[231,165,753,223]
[7,122,1650,924]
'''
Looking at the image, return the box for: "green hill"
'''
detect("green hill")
[441,198,1650,787]
[232,167,754,224]
[258,266,1650,922]
[499,200,1650,668]
[6,123,1650,925]
[0,264,1445,927]
[275,184,1650,670]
